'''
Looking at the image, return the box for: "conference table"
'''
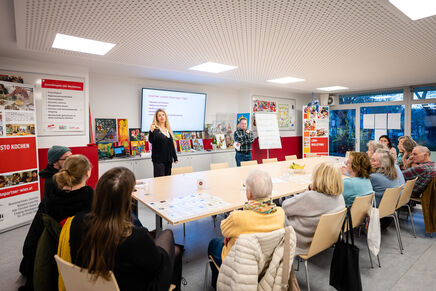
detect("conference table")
[133,156,344,234]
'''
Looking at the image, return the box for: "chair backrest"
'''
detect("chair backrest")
[241,160,258,167]
[306,208,347,258]
[262,158,278,164]
[210,162,229,170]
[349,193,374,228]
[396,178,418,209]
[285,155,297,161]
[305,153,319,158]
[378,185,403,218]
[171,166,194,175]
[54,255,120,291]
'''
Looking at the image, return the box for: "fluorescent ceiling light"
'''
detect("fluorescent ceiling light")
[267,76,304,84]
[52,33,115,55]
[189,62,237,73]
[317,86,349,91]
[389,0,436,20]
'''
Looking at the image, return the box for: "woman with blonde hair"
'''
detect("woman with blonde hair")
[282,163,345,254]
[149,109,178,177]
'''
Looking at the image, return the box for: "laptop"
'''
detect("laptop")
[114,146,127,157]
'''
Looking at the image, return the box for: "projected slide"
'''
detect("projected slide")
[141,88,206,132]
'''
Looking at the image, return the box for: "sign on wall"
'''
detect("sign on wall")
[39,79,85,135]
[0,81,40,232]
[303,105,329,157]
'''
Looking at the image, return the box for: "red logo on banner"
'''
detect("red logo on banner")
[0,137,38,173]
[41,79,84,91]
[310,137,328,153]
[0,182,39,199]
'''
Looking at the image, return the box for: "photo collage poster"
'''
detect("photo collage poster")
[251,96,296,131]
[303,105,329,157]
[0,81,40,232]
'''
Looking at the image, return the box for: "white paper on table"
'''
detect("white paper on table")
[387,113,401,129]
[272,177,286,184]
[363,114,375,129]
[374,129,387,141]
[374,114,387,129]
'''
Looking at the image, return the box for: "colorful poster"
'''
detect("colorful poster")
[131,141,140,156]
[129,128,147,142]
[117,119,128,142]
[40,79,85,135]
[95,118,117,143]
[97,142,114,158]
[215,134,227,150]
[303,105,329,157]
[192,139,204,151]
[180,139,191,152]
[252,96,295,130]
[0,81,40,232]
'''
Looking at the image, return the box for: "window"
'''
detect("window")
[329,109,356,156]
[413,86,436,100]
[411,103,436,151]
[339,90,403,104]
[360,105,404,152]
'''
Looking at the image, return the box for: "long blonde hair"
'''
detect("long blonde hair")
[311,162,343,195]
[153,109,174,137]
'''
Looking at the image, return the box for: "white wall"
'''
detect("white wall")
[0,56,90,148]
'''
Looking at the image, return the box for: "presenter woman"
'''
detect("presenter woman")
[149,109,178,177]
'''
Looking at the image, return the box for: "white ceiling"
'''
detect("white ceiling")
[1,0,435,93]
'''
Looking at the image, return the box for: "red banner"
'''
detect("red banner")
[310,137,329,153]
[0,182,39,200]
[0,137,38,173]
[41,79,84,91]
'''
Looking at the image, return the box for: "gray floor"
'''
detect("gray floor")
[1,204,435,291]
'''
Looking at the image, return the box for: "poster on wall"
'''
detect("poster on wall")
[251,96,296,131]
[95,118,117,143]
[0,81,40,232]
[303,105,329,157]
[39,79,85,135]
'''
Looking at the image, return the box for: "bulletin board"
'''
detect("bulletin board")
[251,95,296,131]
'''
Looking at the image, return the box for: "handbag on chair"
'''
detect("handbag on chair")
[329,207,362,291]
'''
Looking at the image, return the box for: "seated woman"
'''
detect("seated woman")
[20,155,94,290]
[401,136,417,169]
[379,135,397,161]
[58,167,183,291]
[369,149,405,206]
[341,152,373,207]
[366,140,386,159]
[208,169,284,288]
[282,162,345,254]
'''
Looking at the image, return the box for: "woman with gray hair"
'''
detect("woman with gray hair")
[207,169,285,288]
[369,148,405,206]
[366,140,386,159]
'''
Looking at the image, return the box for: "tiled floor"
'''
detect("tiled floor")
[1,204,434,291]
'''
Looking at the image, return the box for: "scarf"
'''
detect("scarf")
[244,198,277,214]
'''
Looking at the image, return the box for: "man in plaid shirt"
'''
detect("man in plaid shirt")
[234,117,255,167]
[402,146,436,197]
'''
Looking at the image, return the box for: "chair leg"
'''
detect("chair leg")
[204,259,210,291]
[377,254,381,268]
[183,223,186,238]
[304,260,310,291]
[392,214,404,254]
[406,204,417,238]
[295,257,300,271]
[366,242,374,268]
[212,215,217,228]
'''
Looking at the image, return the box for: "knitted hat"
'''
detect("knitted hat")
[47,145,71,164]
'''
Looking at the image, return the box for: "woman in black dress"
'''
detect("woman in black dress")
[149,109,178,177]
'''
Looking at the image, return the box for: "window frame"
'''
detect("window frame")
[330,84,436,152]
